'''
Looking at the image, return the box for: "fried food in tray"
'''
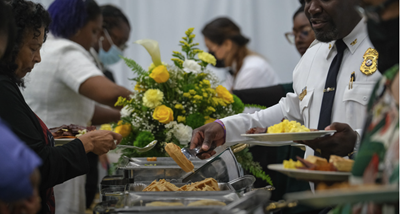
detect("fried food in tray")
[164,142,194,172]
[187,200,226,207]
[50,124,96,138]
[142,178,220,192]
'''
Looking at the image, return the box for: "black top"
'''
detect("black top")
[232,83,294,107]
[0,74,89,214]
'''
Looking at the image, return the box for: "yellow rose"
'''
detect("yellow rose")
[153,105,174,124]
[100,124,112,131]
[216,85,233,104]
[198,52,216,66]
[114,121,131,137]
[150,65,170,83]
[204,117,216,124]
[143,89,164,108]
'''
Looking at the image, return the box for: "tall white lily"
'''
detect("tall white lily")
[135,39,162,66]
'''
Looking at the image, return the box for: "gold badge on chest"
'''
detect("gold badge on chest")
[360,48,379,75]
[299,86,307,101]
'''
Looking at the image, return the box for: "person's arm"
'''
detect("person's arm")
[58,49,132,109]
[91,104,121,125]
[232,84,287,107]
[79,76,132,108]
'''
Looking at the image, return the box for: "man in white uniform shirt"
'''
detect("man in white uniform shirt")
[190,0,382,160]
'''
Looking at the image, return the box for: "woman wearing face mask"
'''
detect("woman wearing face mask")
[91,5,131,82]
[21,0,132,213]
[202,17,280,93]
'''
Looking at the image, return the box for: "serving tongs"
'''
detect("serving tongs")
[117,140,157,153]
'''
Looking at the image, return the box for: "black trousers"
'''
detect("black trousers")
[85,152,99,208]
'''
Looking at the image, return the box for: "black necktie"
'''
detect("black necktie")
[317,39,347,130]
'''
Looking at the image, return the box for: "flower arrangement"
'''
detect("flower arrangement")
[114,28,272,185]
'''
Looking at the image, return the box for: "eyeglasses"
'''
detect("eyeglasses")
[284,26,313,44]
[355,0,397,23]
[103,29,128,51]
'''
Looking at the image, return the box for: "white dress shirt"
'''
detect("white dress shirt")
[221,19,381,158]
[223,55,280,90]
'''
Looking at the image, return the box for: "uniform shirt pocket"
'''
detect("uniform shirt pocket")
[300,89,314,128]
[342,82,375,127]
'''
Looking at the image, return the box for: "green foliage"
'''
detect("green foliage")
[244,103,267,110]
[186,112,205,129]
[122,56,147,75]
[133,131,155,147]
[235,148,273,186]
[232,94,245,113]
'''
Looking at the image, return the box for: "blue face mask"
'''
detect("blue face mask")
[99,29,124,65]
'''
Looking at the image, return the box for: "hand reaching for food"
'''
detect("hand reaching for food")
[78,130,122,155]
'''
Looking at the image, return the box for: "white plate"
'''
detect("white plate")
[241,130,336,142]
[54,138,75,146]
[267,164,350,182]
[284,185,399,208]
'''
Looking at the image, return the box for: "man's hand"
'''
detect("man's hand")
[297,122,357,159]
[190,122,225,159]
[79,130,122,155]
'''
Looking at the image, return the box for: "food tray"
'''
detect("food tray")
[127,182,236,197]
[118,159,207,181]
[129,157,208,163]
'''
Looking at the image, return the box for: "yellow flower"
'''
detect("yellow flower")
[201,79,211,88]
[206,106,216,112]
[193,95,202,100]
[153,105,174,124]
[193,49,203,54]
[115,96,127,107]
[114,121,131,137]
[150,65,170,83]
[198,52,216,66]
[177,116,186,123]
[100,124,112,131]
[216,85,233,104]
[189,34,195,39]
[143,89,164,108]
[174,104,184,109]
[185,28,194,36]
[204,117,216,124]
[171,58,183,67]
[203,93,208,97]
[134,83,146,92]
[189,89,196,95]
[183,93,191,98]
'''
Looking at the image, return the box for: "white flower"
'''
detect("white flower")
[120,105,134,117]
[183,59,201,73]
[172,123,193,145]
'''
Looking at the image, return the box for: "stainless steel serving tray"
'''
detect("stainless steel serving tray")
[118,157,208,181]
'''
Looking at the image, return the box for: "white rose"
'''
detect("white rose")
[183,59,201,73]
[173,123,193,145]
[120,105,133,118]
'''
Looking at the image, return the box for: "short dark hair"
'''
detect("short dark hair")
[48,0,101,39]
[293,4,305,20]
[0,0,16,60]
[101,5,130,31]
[0,0,51,87]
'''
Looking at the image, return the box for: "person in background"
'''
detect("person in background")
[86,4,131,209]
[19,0,130,212]
[202,17,280,98]
[232,4,314,108]
[91,4,130,82]
[0,0,121,213]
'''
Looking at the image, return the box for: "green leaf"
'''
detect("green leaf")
[122,56,147,75]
